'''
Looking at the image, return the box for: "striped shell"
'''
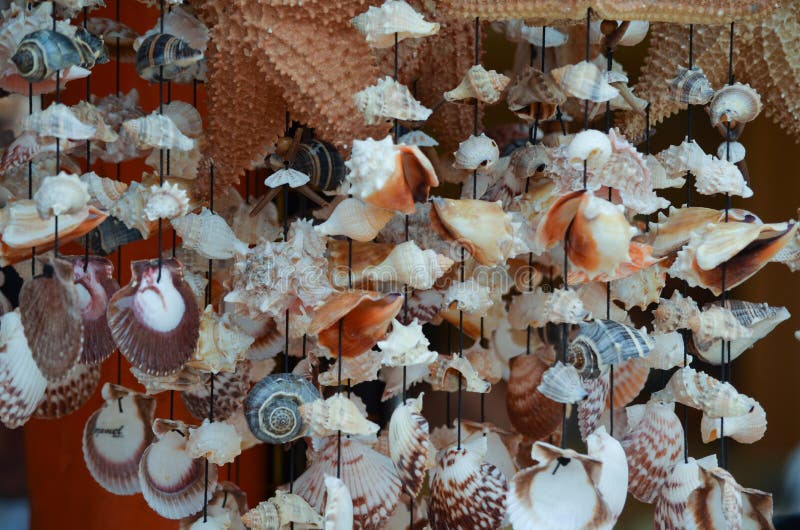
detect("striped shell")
[0,310,47,429]
[33,361,100,418]
[244,373,320,444]
[667,66,715,105]
[444,64,510,104]
[506,354,562,440]
[134,33,203,82]
[388,393,433,497]
[181,361,251,422]
[12,27,107,83]
[567,320,653,378]
[652,366,755,418]
[537,361,588,404]
[68,255,119,366]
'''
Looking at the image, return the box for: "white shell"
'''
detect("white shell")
[717,141,746,163]
[643,332,689,370]
[388,393,433,497]
[188,306,254,374]
[537,361,587,404]
[144,182,191,221]
[362,241,453,290]
[264,168,310,189]
[81,172,128,210]
[700,401,767,444]
[688,305,752,348]
[351,0,440,48]
[377,318,437,367]
[172,208,248,259]
[709,82,762,126]
[354,76,431,125]
[657,139,752,198]
[123,112,196,151]
[242,491,323,530]
[318,350,381,387]
[315,198,394,242]
[186,418,241,465]
[397,130,438,147]
[299,393,379,438]
[491,20,567,47]
[443,279,493,316]
[453,133,500,170]
[0,310,47,429]
[550,61,619,102]
[586,426,628,521]
[444,65,510,104]
[24,103,97,140]
[33,171,91,218]
[427,354,490,393]
[565,130,612,170]
[323,475,353,530]
[653,291,701,333]
[652,366,755,417]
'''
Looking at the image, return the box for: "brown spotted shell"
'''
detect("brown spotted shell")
[506,354,562,440]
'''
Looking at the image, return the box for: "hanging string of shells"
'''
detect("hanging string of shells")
[0,0,797,528]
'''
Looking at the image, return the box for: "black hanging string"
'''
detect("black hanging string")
[52,6,60,257]
[604,37,614,438]
[114,0,123,388]
[82,7,91,270]
[156,0,165,281]
[202,162,215,522]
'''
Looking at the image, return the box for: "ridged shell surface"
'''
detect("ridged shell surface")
[244,373,320,444]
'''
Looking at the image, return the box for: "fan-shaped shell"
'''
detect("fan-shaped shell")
[351,0,439,48]
[107,258,200,376]
[388,393,433,497]
[300,393,379,438]
[453,133,499,170]
[607,357,650,408]
[667,66,715,105]
[444,64,510,104]
[586,426,628,522]
[0,309,47,429]
[82,383,156,495]
[67,255,119,365]
[354,76,431,125]
[700,400,767,444]
[171,208,248,260]
[537,361,587,404]
[551,61,618,102]
[244,373,320,444]
[19,255,83,382]
[34,361,100,418]
[652,366,755,418]
[181,362,251,422]
[568,320,653,378]
[506,354,562,440]
[686,464,774,529]
[578,374,609,441]
[709,82,762,126]
[430,197,513,266]
[163,101,202,139]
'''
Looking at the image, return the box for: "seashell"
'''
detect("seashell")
[123,112,195,151]
[130,364,202,395]
[172,208,248,260]
[81,172,128,210]
[377,318,437,367]
[505,67,565,120]
[444,64,510,104]
[667,66,715,105]
[139,419,218,520]
[508,288,588,328]
[691,223,765,271]
[33,359,100,418]
[463,342,503,385]
[300,393,379,438]
[491,20,567,47]
[688,305,751,349]
[309,290,403,359]
[568,320,653,378]
[12,27,107,83]
[649,206,725,258]
[147,146,202,181]
[0,310,47,429]
[647,154,684,189]
[181,362,251,422]
[443,279,493,316]
[244,373,320,444]
[144,182,191,221]
[610,263,666,310]
[83,217,144,257]
[135,33,203,82]
[709,82,762,127]
[362,241,453,290]
[293,436,401,530]
[652,290,701,332]
[550,61,619,102]
[19,255,83,382]
[107,181,156,238]
[453,133,499,170]
[607,357,650,408]
[352,0,439,48]
[694,155,752,198]
[23,102,97,140]
[565,130,612,170]
[537,361,587,404]
[315,198,395,243]
[342,136,438,215]
[717,140,746,164]
[506,354,561,440]
[429,436,507,530]
[700,401,767,444]
[71,101,118,142]
[264,167,310,189]
[388,393,433,497]
[427,353,490,393]
[82,383,156,495]
[654,456,715,529]
[33,172,91,219]
[578,374,609,441]
[187,306,254,374]
[397,130,438,147]
[107,258,200,376]
[652,366,755,418]
[586,426,628,522]
[318,349,381,387]
[242,491,323,530]
[620,401,683,503]
[163,101,202,138]
[186,418,241,465]
[685,464,774,529]
[288,140,346,192]
[508,441,611,530]
[643,331,687,370]
[354,76,431,125]
[430,197,513,266]
[323,475,353,530]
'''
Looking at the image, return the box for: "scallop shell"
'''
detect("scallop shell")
[443,64,510,104]
[309,290,403,359]
[652,366,755,418]
[144,182,191,221]
[654,456,714,529]
[700,401,767,444]
[82,384,156,495]
[717,140,746,164]
[686,464,774,529]
[293,436,402,530]
[709,82,762,127]
[300,393,379,438]
[187,306,254,374]
[565,130,612,170]
[23,102,97,140]
[443,279,493,317]
[578,374,609,441]
[139,420,218,520]
[377,318,437,367]
[606,357,650,409]
[508,441,611,530]
[568,320,653,378]
[362,241,453,290]
[0,309,47,429]
[620,401,683,503]
[19,255,83,382]
[351,0,439,48]
[430,197,513,266]
[122,112,195,151]
[81,172,128,210]
[323,475,353,530]
[586,426,629,521]
[453,133,499,170]
[318,350,381,387]
[242,492,323,530]
[537,361,587,404]
[244,373,320,444]
[397,130,438,147]
[67,256,119,365]
[33,172,91,218]
[172,208,248,260]
[388,393,433,497]
[354,76,432,125]
[342,136,438,215]
[181,362,251,422]
[550,61,619,102]
[506,354,562,440]
[429,436,507,530]
[33,360,100,418]
[427,353,490,393]
[185,419,241,466]
[667,66,715,105]
[163,101,203,139]
[107,258,200,376]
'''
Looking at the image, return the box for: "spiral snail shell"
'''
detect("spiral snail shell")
[135,33,203,82]
[567,320,653,378]
[269,139,346,192]
[244,373,320,444]
[13,28,108,83]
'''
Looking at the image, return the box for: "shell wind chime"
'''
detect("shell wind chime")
[1,0,798,528]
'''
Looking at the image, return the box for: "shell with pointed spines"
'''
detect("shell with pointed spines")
[354,76,432,125]
[352,0,440,48]
[299,394,379,438]
[652,366,755,417]
[444,64,510,104]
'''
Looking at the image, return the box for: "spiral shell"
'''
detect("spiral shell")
[652,366,755,418]
[550,61,619,102]
[244,373,320,444]
[143,182,190,221]
[171,208,248,260]
[388,393,433,497]
[565,130,612,170]
[700,401,767,444]
[122,112,195,151]
[24,103,97,140]
[352,0,439,48]
[242,492,323,530]
[354,76,431,125]
[12,27,107,83]
[135,33,203,82]
[300,393,379,438]
[667,66,715,105]
[568,320,653,378]
[444,64,510,104]
[362,240,454,290]
[34,172,91,218]
[709,82,762,127]
[537,361,588,404]
[453,133,499,170]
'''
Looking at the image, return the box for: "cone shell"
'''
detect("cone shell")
[667,66,715,105]
[293,436,402,530]
[444,64,510,104]
[652,366,755,417]
[354,76,432,125]
[34,361,100,418]
[362,241,453,290]
[701,401,767,444]
[82,383,156,495]
[107,258,200,376]
[352,0,440,48]
[0,310,47,429]
[68,255,119,365]
[429,437,507,530]
[19,255,83,382]
[506,354,562,440]
[551,61,619,102]
[300,393,379,438]
[181,361,251,422]
[315,198,394,242]
[244,373,320,444]
[309,290,403,359]
[430,197,513,266]
[171,207,248,260]
[388,393,433,497]
[621,401,683,503]
[139,424,218,520]
[323,475,353,530]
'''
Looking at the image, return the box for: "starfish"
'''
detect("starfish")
[616,2,800,143]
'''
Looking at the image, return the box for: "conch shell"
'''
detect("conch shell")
[430,197,514,266]
[444,64,510,104]
[354,76,431,125]
[351,0,439,48]
[315,197,394,242]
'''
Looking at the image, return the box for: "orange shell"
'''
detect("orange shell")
[506,355,562,440]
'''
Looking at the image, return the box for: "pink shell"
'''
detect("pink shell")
[34,362,101,419]
[68,256,120,365]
